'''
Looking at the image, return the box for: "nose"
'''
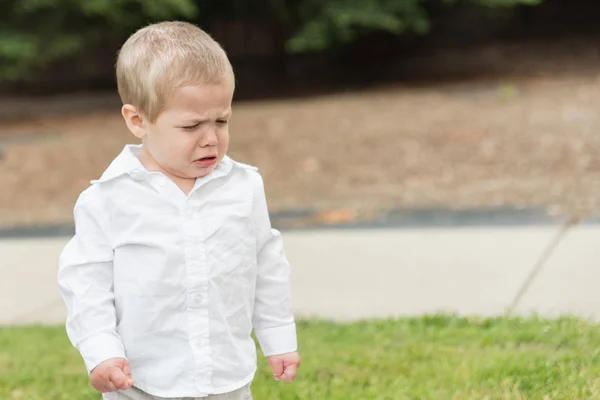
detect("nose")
[200,127,218,147]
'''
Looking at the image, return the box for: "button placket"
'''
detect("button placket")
[182,195,212,381]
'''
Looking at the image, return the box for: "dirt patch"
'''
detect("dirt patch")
[1,70,600,228]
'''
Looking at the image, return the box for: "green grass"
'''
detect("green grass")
[2,315,600,399]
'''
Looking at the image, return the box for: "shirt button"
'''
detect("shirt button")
[195,294,203,304]
[157,176,168,186]
[129,169,145,181]
[189,199,202,208]
[196,338,204,347]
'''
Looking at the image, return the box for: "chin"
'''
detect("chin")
[195,167,216,178]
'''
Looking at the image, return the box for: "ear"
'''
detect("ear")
[121,104,147,140]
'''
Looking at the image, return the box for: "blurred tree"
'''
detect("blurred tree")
[0,0,543,81]
[285,0,544,52]
[0,0,197,81]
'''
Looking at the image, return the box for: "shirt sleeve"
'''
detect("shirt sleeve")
[249,171,298,357]
[57,190,126,373]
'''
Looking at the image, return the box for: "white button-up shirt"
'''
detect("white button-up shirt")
[58,145,297,398]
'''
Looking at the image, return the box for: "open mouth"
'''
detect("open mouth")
[194,155,218,166]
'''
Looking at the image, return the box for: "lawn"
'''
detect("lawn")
[2,315,600,399]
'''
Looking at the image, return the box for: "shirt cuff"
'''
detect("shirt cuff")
[255,323,298,356]
[78,332,126,374]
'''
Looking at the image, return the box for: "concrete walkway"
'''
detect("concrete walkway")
[1,223,599,325]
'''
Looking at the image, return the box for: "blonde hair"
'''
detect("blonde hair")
[116,21,235,122]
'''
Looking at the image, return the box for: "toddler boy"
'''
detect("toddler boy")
[58,21,300,400]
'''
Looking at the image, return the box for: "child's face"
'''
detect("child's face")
[125,82,233,180]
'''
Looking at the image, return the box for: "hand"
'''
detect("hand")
[267,352,301,382]
[90,358,134,393]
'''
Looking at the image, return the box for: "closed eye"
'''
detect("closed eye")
[181,118,228,130]
[181,123,200,131]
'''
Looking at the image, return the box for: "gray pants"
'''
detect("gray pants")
[103,384,252,400]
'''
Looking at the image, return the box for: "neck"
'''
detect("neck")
[138,147,196,195]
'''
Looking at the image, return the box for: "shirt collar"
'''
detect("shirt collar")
[91,144,245,185]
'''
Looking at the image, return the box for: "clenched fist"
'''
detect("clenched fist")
[90,358,134,393]
[267,352,301,382]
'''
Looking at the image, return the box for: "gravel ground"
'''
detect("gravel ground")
[1,68,600,229]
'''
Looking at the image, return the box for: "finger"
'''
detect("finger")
[269,358,284,380]
[122,360,131,377]
[122,360,134,387]
[91,374,116,393]
[281,363,298,382]
[102,380,118,393]
[109,368,129,390]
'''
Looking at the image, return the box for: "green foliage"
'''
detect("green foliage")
[287,0,431,52]
[287,0,545,52]
[0,0,544,81]
[0,0,198,81]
